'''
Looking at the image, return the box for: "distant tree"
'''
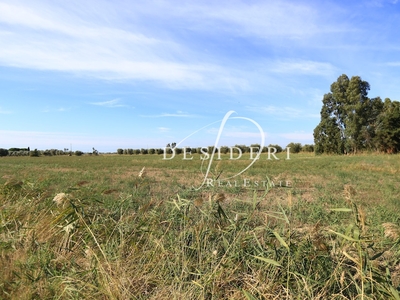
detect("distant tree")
[117,148,123,155]
[266,144,283,153]
[233,144,248,153]
[250,144,261,154]
[302,144,314,152]
[30,149,40,157]
[314,74,383,154]
[0,148,9,157]
[314,116,343,154]
[148,148,155,154]
[286,142,302,153]
[43,150,52,156]
[134,149,140,155]
[374,98,400,153]
[207,146,216,155]
[220,146,229,154]
[74,150,84,156]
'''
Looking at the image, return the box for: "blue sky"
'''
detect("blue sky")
[1,0,400,152]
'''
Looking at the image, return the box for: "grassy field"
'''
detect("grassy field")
[1,153,400,299]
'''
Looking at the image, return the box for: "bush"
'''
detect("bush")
[29,149,40,157]
[266,144,283,153]
[74,150,84,156]
[302,144,315,152]
[0,148,9,157]
[286,142,302,153]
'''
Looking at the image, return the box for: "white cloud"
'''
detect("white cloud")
[140,111,199,118]
[384,61,400,66]
[246,105,319,119]
[0,1,251,91]
[279,132,314,142]
[0,0,349,92]
[158,127,170,133]
[140,1,348,40]
[269,60,337,77]
[90,99,128,108]
[57,107,70,112]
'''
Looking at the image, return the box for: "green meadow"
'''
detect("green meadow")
[1,153,400,299]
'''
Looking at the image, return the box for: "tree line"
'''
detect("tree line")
[116,143,314,156]
[314,74,400,154]
[0,148,98,157]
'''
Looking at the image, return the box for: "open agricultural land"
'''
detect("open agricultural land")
[1,152,400,299]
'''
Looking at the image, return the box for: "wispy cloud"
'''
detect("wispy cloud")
[246,105,320,119]
[158,127,170,133]
[90,99,128,108]
[140,111,198,118]
[0,0,351,92]
[384,61,400,66]
[279,132,314,142]
[57,107,69,112]
[0,1,250,90]
[206,126,267,140]
[42,106,71,113]
[141,1,348,40]
[269,60,337,77]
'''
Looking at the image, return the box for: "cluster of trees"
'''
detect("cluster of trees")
[314,74,400,154]
[0,148,98,157]
[116,143,314,156]
[117,148,163,155]
[0,147,30,157]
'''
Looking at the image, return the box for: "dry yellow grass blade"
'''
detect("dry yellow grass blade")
[138,167,146,178]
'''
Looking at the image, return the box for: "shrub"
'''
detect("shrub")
[266,144,283,153]
[74,150,84,156]
[286,142,302,153]
[302,144,315,152]
[0,148,9,157]
[29,149,40,157]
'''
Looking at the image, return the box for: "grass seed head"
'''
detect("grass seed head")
[138,167,146,178]
[53,193,68,206]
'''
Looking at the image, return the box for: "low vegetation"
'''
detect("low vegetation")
[0,153,399,299]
